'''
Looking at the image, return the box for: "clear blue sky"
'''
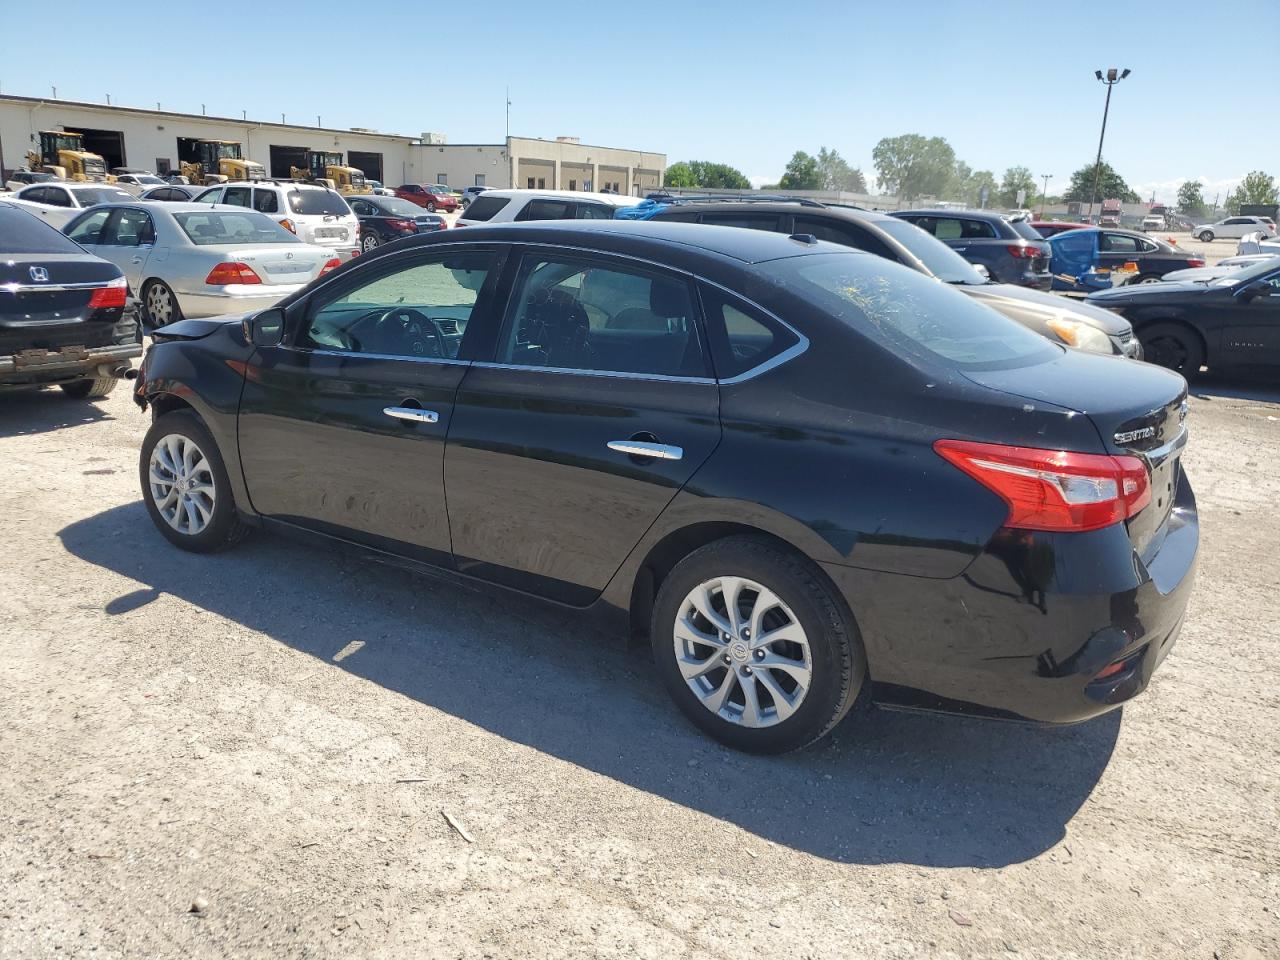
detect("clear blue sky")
[3,0,1276,202]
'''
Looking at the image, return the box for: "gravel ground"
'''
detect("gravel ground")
[1,371,1278,960]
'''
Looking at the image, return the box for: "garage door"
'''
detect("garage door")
[269,145,309,179]
[75,128,126,170]
[348,151,383,183]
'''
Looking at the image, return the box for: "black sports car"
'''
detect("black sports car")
[1088,257,1280,375]
[134,221,1198,753]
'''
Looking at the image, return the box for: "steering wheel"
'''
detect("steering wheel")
[373,307,447,358]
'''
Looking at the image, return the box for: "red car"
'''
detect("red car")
[394,183,459,212]
[1030,220,1087,237]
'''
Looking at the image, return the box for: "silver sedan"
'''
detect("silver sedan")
[62,202,342,326]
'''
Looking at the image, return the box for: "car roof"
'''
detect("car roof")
[651,200,898,225]
[894,208,1006,220]
[400,218,863,264]
[479,188,638,206]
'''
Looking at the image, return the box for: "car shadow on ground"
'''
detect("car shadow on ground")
[0,389,115,439]
[1191,373,1280,405]
[60,502,1120,868]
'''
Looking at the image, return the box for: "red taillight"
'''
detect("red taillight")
[204,262,262,285]
[934,439,1151,533]
[1007,244,1042,259]
[279,218,297,234]
[1187,258,1206,267]
[87,275,128,309]
[320,258,342,275]
[453,221,467,227]
[387,218,416,231]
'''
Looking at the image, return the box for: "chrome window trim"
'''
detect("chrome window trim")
[1,280,115,294]
[286,346,472,367]
[469,359,714,385]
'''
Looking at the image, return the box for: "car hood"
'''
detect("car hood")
[151,314,246,341]
[1160,267,1233,284]
[1087,281,1216,304]
[960,282,1130,335]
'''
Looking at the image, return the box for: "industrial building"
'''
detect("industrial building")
[0,93,665,194]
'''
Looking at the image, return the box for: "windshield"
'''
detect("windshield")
[1211,255,1280,286]
[288,189,350,216]
[760,252,1056,369]
[371,197,426,217]
[174,211,300,246]
[878,218,988,285]
[75,188,134,205]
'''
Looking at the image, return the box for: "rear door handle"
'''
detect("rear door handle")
[383,406,439,424]
[607,440,683,461]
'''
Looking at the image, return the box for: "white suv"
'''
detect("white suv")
[1192,215,1277,242]
[193,180,360,261]
[456,189,638,227]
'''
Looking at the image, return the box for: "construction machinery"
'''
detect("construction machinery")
[180,140,266,186]
[289,151,371,195]
[24,130,112,182]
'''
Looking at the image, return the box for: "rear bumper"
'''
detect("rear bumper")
[823,468,1198,724]
[175,286,303,318]
[0,342,141,385]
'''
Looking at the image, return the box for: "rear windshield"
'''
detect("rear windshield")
[1009,219,1044,240]
[0,205,83,253]
[370,197,425,218]
[463,196,510,221]
[75,188,135,206]
[878,218,987,285]
[175,211,300,246]
[287,189,350,216]
[761,252,1056,369]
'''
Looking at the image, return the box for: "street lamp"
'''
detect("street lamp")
[1087,68,1131,222]
[1039,173,1052,218]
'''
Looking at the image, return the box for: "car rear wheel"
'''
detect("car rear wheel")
[1138,322,1204,377]
[139,411,249,553]
[1197,230,1214,242]
[1135,274,1163,285]
[362,233,381,253]
[142,280,183,329]
[60,377,118,399]
[651,536,865,754]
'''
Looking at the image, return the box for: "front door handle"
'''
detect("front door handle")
[130,257,144,264]
[383,406,439,424]
[607,440,683,461]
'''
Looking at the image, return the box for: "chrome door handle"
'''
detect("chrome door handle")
[383,406,439,424]
[130,257,144,264]
[607,440,683,461]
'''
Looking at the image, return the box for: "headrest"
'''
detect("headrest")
[650,280,688,319]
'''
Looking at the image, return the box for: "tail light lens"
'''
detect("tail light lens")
[87,275,128,309]
[319,258,342,275]
[1187,258,1206,267]
[934,439,1150,532]
[279,218,297,234]
[387,218,416,231]
[205,262,262,285]
[1006,244,1043,259]
[453,221,467,228]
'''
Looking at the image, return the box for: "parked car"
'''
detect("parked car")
[1029,220,1085,238]
[460,185,490,206]
[4,170,58,192]
[891,209,1052,288]
[139,184,202,203]
[1048,228,1206,291]
[643,200,1139,357]
[1005,208,1034,221]
[0,202,139,399]
[1141,213,1167,232]
[160,173,191,185]
[6,181,136,228]
[1191,216,1277,242]
[348,195,448,252]
[1088,256,1280,375]
[394,183,459,212]
[193,181,360,262]
[63,202,342,328]
[134,219,1196,753]
[456,189,637,226]
[1161,254,1276,284]
[115,172,168,196]
[366,180,396,197]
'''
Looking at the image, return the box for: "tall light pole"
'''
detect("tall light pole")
[1087,67,1130,222]
[1039,173,1052,218]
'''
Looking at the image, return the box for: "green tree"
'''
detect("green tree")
[663,160,751,190]
[1225,170,1278,214]
[871,134,956,201]
[997,166,1038,208]
[948,161,997,206]
[779,151,823,190]
[1061,159,1140,204]
[816,147,867,193]
[1176,180,1206,217]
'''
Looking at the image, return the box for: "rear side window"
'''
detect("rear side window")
[1009,219,1043,240]
[574,203,614,220]
[760,252,1055,369]
[517,199,573,221]
[793,216,897,260]
[699,285,798,379]
[224,187,252,208]
[253,189,279,213]
[700,213,780,231]
[288,189,350,216]
[0,206,84,253]
[462,195,510,221]
[959,219,998,239]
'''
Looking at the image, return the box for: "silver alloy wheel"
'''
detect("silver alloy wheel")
[1138,275,1162,284]
[363,233,380,252]
[674,576,812,728]
[148,433,216,536]
[146,283,174,325]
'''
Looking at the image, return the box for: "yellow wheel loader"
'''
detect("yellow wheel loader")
[24,131,114,182]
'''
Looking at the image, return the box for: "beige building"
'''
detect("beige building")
[0,94,664,195]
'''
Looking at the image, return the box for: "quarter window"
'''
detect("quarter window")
[299,252,494,360]
[699,285,797,379]
[497,256,707,378]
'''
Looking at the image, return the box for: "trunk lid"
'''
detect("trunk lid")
[226,245,332,286]
[0,254,121,330]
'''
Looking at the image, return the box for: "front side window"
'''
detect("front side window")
[66,209,111,245]
[104,208,155,246]
[300,252,494,359]
[194,188,222,204]
[1100,233,1140,253]
[497,256,707,377]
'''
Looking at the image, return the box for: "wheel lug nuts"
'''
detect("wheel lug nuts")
[742,667,753,676]
[754,649,765,660]
[722,654,731,664]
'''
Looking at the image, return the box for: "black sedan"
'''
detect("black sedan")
[348,195,448,253]
[1088,257,1280,375]
[134,221,1197,753]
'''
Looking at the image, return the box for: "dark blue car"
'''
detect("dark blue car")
[891,209,1052,289]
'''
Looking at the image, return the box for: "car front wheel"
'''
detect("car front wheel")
[1138,322,1204,377]
[1197,230,1214,242]
[362,233,381,252]
[651,536,865,754]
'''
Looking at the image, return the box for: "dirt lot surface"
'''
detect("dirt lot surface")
[2,374,1278,960]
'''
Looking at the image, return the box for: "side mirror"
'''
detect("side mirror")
[245,308,285,346]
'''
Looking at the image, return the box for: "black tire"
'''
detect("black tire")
[1197,230,1214,242]
[651,536,865,754]
[362,233,381,253]
[139,410,249,553]
[60,377,118,399]
[1138,322,1204,377]
[142,280,183,329]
